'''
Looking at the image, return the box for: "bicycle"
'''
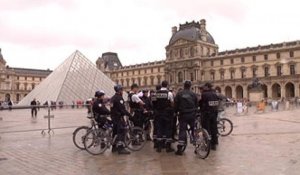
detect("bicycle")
[83,115,146,155]
[177,113,211,159]
[217,111,233,137]
[72,113,97,150]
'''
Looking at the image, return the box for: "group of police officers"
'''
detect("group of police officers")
[92,80,221,155]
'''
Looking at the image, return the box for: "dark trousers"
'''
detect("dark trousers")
[152,111,158,140]
[156,111,173,143]
[132,110,144,128]
[31,108,37,117]
[178,113,195,146]
[112,116,126,147]
[202,112,218,145]
[172,114,177,139]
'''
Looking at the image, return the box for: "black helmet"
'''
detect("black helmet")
[95,90,105,97]
[142,89,148,93]
[184,80,192,88]
[156,84,161,91]
[114,84,123,92]
[161,80,168,88]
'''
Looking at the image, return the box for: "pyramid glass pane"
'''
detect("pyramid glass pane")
[18,51,116,106]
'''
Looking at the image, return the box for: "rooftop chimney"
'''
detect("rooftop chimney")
[172,26,177,35]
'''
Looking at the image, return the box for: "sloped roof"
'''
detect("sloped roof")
[18,50,116,105]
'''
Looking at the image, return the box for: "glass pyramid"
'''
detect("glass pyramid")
[18,50,116,106]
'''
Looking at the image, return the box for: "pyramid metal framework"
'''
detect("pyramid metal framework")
[18,51,116,106]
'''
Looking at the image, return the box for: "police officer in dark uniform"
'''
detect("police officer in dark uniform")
[128,84,145,128]
[174,81,198,155]
[199,82,219,150]
[110,85,132,154]
[151,85,161,148]
[92,90,110,127]
[155,81,175,153]
[140,89,153,140]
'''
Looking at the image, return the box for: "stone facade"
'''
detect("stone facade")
[97,19,300,100]
[0,49,52,103]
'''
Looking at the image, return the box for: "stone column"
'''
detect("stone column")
[295,83,300,97]
[221,86,225,95]
[267,85,272,98]
[281,84,285,98]
[232,86,237,99]
[243,86,248,99]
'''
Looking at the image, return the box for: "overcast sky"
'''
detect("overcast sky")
[1,0,300,70]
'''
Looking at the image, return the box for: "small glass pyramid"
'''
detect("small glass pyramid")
[18,50,116,106]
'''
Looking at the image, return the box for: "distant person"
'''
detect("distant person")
[37,101,41,111]
[30,98,38,118]
[8,100,13,111]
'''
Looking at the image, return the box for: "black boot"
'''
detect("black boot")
[175,145,184,156]
[211,144,217,151]
[166,142,174,153]
[118,146,131,155]
[156,141,162,153]
[112,145,117,153]
[153,140,158,149]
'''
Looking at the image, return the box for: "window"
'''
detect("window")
[230,70,235,79]
[290,65,296,75]
[264,67,269,77]
[201,72,204,80]
[170,74,173,83]
[290,51,294,57]
[180,48,183,58]
[151,68,153,73]
[252,68,257,77]
[178,72,183,83]
[210,72,215,80]
[220,60,223,65]
[241,69,246,78]
[17,76,19,80]
[252,56,256,62]
[277,65,282,76]
[220,71,224,80]
[230,59,234,64]
[189,73,194,81]
[25,77,27,80]
[6,75,9,79]
[190,47,194,57]
[211,61,214,67]
[150,77,154,85]
[276,52,281,59]
[264,54,268,61]
[40,77,42,81]
[241,57,245,63]
[157,76,161,83]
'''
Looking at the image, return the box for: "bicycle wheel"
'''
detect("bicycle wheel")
[194,129,211,159]
[73,126,89,150]
[125,127,146,151]
[84,129,108,155]
[218,118,233,136]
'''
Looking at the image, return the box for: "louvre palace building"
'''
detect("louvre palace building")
[97,19,300,100]
[0,49,51,103]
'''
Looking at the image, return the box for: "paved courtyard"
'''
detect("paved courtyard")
[0,106,300,175]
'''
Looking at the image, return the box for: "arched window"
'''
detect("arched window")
[178,72,183,83]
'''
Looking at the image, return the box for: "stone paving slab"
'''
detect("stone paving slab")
[0,108,300,175]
